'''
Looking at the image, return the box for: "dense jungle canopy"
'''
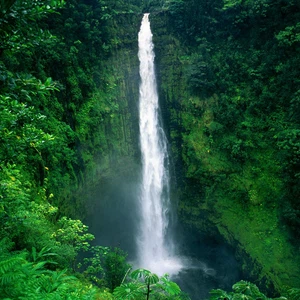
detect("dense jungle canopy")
[0,0,300,299]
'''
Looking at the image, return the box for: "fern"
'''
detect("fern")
[1,272,25,285]
[0,255,26,279]
[30,246,58,264]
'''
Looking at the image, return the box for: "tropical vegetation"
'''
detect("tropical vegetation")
[0,0,300,299]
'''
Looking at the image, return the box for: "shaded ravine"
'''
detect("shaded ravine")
[84,13,242,300]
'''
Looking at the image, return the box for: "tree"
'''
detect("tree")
[82,246,130,291]
[0,0,65,53]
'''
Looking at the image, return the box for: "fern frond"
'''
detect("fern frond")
[0,272,24,285]
[0,256,26,275]
[30,246,59,263]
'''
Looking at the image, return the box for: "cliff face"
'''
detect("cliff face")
[149,11,300,294]
[75,5,300,294]
[76,12,142,212]
[61,11,142,224]
[83,13,141,180]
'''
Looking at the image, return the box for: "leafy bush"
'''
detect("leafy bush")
[210,280,287,300]
[113,268,182,300]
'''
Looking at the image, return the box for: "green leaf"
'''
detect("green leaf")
[144,272,159,285]
[113,282,144,300]
[130,268,151,281]
[0,255,26,276]
[209,289,232,300]
[232,280,266,298]
[159,277,181,295]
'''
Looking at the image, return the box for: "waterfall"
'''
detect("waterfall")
[136,13,182,276]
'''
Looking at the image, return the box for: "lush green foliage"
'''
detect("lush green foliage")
[0,243,104,300]
[151,0,300,296]
[0,0,65,54]
[0,0,140,298]
[210,280,288,300]
[81,246,130,291]
[2,0,300,298]
[113,268,183,300]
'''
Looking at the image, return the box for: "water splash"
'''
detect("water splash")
[136,13,182,276]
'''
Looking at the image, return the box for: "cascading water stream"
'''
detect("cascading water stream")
[136,13,182,276]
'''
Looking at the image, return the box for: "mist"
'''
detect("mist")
[85,166,141,261]
[85,168,242,300]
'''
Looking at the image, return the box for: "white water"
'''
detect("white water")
[136,13,182,276]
